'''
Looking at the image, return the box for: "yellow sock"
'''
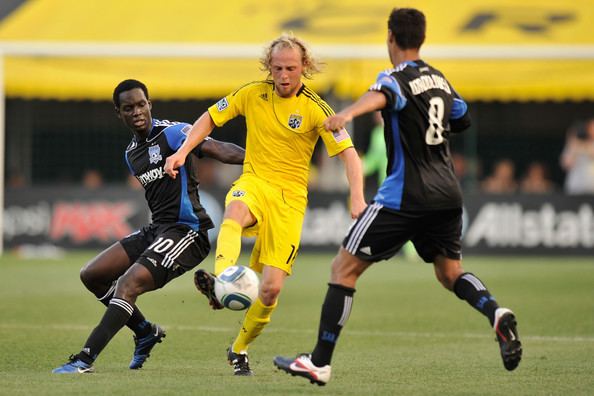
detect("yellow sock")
[214,219,243,276]
[232,298,277,353]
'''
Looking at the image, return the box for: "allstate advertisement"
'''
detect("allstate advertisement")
[3,187,593,255]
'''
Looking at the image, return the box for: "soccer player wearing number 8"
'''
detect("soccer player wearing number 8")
[274,8,522,385]
[52,80,245,374]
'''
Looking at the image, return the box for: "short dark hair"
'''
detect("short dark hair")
[388,8,426,50]
[113,79,149,108]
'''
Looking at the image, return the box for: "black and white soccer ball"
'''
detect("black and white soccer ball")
[214,265,260,311]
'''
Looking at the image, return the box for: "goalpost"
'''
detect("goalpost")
[0,41,593,254]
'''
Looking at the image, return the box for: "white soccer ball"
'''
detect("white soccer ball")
[214,265,260,311]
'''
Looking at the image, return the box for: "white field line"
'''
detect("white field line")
[1,323,593,343]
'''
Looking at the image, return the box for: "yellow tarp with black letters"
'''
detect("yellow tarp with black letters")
[0,0,593,101]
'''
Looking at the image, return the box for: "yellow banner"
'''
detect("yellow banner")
[1,0,593,101]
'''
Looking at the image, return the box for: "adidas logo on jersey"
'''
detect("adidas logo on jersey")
[259,93,268,101]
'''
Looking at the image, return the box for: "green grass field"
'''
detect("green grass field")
[1,252,593,395]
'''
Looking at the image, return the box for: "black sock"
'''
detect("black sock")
[453,272,499,326]
[98,284,151,338]
[77,297,133,363]
[311,283,355,367]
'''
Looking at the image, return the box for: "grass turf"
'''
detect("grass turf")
[1,252,593,395]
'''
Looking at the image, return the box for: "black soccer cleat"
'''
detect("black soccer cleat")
[129,323,166,369]
[273,353,331,386]
[227,346,253,376]
[494,308,522,371]
[194,269,223,310]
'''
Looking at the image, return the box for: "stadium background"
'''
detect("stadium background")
[1,0,593,255]
[0,2,593,395]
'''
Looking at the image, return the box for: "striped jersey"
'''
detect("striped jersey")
[208,81,353,211]
[370,60,471,211]
[124,119,214,231]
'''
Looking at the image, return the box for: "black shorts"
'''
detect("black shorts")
[342,202,462,263]
[120,223,211,288]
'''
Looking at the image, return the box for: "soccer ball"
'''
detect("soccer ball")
[214,266,260,311]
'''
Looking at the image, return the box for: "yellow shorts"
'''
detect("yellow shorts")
[225,173,304,275]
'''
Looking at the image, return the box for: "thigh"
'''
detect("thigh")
[251,199,303,275]
[137,224,211,289]
[82,242,133,285]
[224,174,265,237]
[412,208,463,263]
[342,202,418,262]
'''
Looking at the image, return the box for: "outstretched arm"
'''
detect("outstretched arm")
[164,111,215,179]
[324,91,387,132]
[197,138,245,164]
[338,147,367,219]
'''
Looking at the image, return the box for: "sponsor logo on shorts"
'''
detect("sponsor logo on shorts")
[359,246,372,255]
[216,97,229,111]
[147,257,158,267]
[232,190,246,197]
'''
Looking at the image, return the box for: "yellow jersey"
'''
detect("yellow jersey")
[208,80,353,210]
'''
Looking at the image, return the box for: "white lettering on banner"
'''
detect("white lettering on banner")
[465,203,594,248]
[3,203,51,239]
[301,202,352,245]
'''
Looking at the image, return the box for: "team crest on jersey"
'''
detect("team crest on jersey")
[288,114,303,129]
[148,145,162,164]
[232,190,246,197]
[216,97,229,111]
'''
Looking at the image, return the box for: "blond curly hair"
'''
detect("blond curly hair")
[259,33,322,79]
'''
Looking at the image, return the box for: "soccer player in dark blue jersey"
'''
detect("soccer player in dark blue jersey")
[274,8,522,385]
[53,79,244,374]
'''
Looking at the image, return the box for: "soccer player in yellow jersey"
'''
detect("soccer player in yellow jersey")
[164,34,366,376]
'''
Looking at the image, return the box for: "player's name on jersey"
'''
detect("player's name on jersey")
[409,74,451,96]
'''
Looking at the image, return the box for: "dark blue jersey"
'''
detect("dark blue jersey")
[124,119,214,231]
[371,60,471,211]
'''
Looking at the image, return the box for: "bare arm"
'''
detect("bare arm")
[338,147,367,219]
[197,138,245,164]
[324,91,387,132]
[164,111,216,179]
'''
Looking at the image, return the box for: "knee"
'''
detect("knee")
[79,263,97,290]
[259,281,281,306]
[329,250,367,288]
[435,266,463,291]
[114,276,142,302]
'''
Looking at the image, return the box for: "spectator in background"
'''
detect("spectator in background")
[7,170,27,189]
[126,173,142,190]
[451,152,473,191]
[82,169,104,190]
[519,161,555,194]
[481,158,518,194]
[560,119,594,195]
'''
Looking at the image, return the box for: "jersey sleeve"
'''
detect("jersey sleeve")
[163,123,192,150]
[316,106,354,157]
[369,70,407,111]
[449,86,471,132]
[207,84,249,127]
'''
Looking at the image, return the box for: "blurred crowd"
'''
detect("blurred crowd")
[6,117,594,196]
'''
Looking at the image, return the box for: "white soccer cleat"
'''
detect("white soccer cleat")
[493,307,522,371]
[273,353,331,386]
